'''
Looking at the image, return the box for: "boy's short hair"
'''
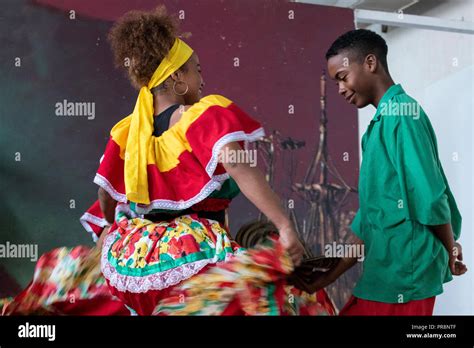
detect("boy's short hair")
[325,29,389,73]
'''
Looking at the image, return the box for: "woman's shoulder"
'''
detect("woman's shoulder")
[175,95,234,125]
[188,95,234,110]
[180,95,238,121]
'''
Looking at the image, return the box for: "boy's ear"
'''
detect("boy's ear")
[365,54,378,73]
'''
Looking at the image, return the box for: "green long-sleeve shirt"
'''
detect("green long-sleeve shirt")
[351,84,461,303]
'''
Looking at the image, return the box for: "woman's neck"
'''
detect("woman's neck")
[153,94,185,115]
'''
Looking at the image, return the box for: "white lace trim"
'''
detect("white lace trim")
[81,212,110,228]
[80,213,111,244]
[205,128,265,176]
[79,214,100,243]
[94,127,265,215]
[133,174,230,214]
[94,174,128,203]
[135,128,265,214]
[115,202,140,219]
[100,231,235,293]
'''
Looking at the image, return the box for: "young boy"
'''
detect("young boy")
[308,29,467,315]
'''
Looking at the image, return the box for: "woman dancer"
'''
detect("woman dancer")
[3,6,334,316]
[95,5,304,315]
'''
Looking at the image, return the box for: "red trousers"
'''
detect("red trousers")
[340,295,436,316]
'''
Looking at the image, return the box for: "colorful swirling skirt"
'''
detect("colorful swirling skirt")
[1,246,129,315]
[2,213,336,316]
[100,209,335,315]
[151,236,336,315]
[100,210,244,315]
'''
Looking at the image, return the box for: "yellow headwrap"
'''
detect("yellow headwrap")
[125,38,194,204]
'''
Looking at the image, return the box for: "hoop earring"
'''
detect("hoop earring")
[173,80,189,96]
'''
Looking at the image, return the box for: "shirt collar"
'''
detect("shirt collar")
[372,83,405,122]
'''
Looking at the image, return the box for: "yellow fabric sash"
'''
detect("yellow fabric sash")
[124,38,193,204]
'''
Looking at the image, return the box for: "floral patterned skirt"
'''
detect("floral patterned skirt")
[2,212,336,316]
[1,246,129,315]
[151,236,336,316]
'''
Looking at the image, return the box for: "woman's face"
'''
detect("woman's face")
[178,52,205,104]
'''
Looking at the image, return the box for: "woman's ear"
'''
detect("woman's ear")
[170,71,179,81]
[169,53,191,81]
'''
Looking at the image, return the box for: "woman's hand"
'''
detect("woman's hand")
[278,224,305,267]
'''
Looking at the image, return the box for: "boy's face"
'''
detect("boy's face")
[327,51,374,109]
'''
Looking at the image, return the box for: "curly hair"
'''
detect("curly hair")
[107,5,186,90]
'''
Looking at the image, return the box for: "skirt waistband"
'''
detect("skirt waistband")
[143,209,226,225]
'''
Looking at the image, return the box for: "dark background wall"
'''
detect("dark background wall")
[0,0,358,304]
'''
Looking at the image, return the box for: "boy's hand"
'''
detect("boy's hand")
[450,242,467,276]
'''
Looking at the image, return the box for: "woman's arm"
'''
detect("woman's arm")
[96,226,111,249]
[220,142,305,266]
[98,187,117,224]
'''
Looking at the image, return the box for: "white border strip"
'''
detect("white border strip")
[79,218,99,243]
[79,212,111,243]
[94,127,265,214]
[100,231,235,293]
